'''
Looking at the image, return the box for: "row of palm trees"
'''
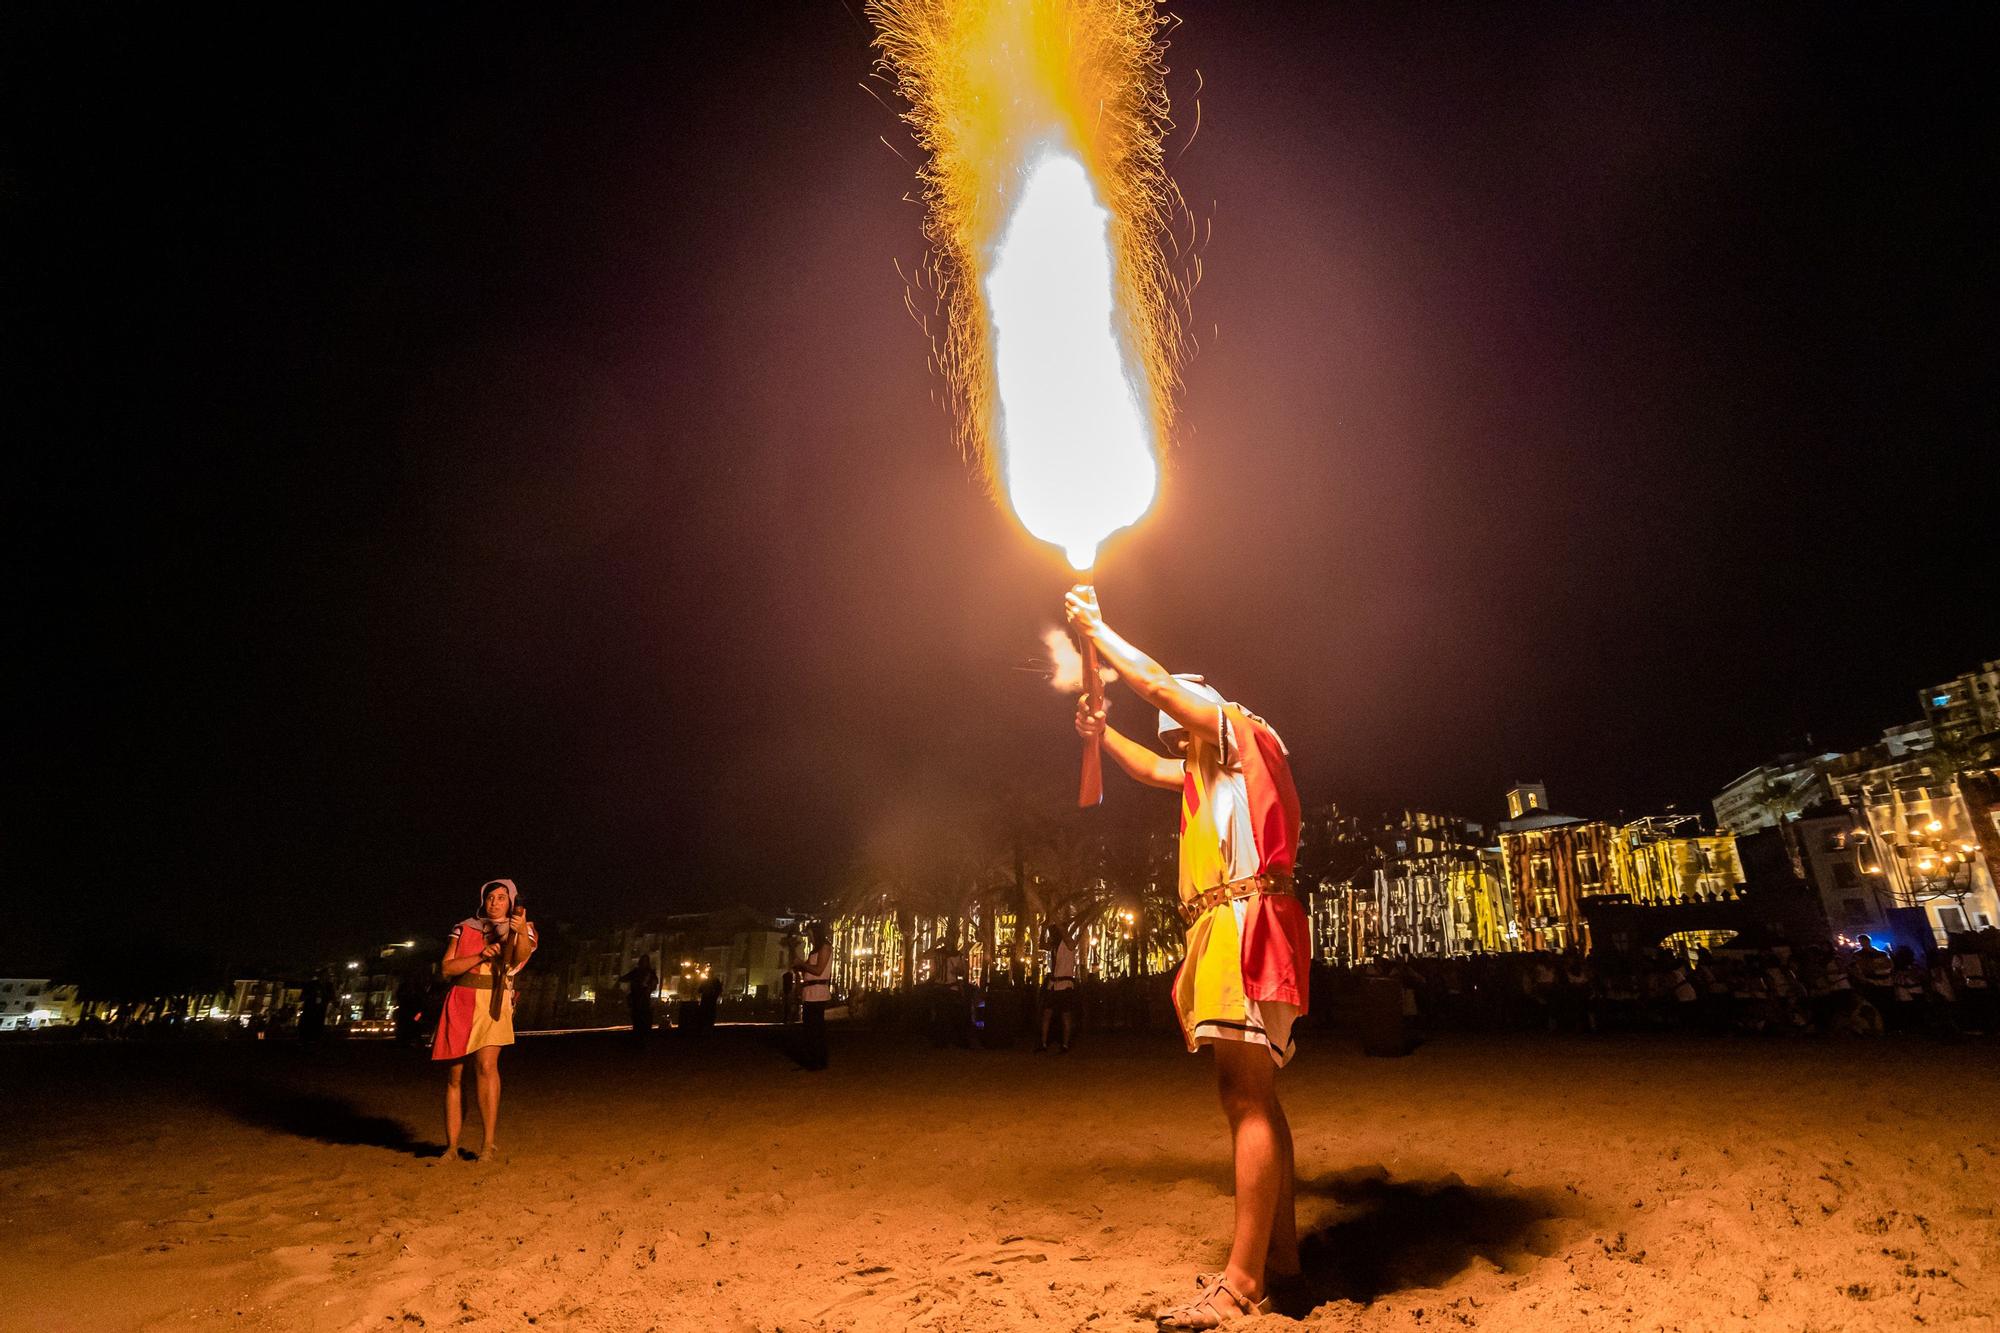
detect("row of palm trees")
[824,796,1184,987]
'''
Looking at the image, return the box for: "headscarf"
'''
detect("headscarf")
[460,878,519,942]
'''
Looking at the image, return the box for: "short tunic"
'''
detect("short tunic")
[1170,703,1310,1066]
[431,920,536,1061]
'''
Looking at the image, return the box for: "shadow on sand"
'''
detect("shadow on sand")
[212,1082,431,1157]
[1289,1165,1569,1309]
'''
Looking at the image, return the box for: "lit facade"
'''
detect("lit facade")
[0,979,81,1030]
[1498,813,1614,953]
[1831,762,1999,941]
[1921,660,2000,749]
[1303,807,1508,962]
[1712,753,1840,836]
[1611,818,1745,905]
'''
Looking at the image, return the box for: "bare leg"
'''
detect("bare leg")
[1269,1100,1299,1275]
[474,1046,501,1154]
[1214,1040,1290,1302]
[442,1062,464,1156]
[1061,1008,1075,1050]
[1039,1004,1053,1049]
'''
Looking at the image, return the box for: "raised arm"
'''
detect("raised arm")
[1063,586,1222,748]
[1075,696,1183,789]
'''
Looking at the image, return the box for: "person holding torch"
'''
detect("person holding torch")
[1065,586,1308,1327]
[431,878,537,1162]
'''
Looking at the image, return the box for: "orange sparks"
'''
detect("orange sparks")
[869,0,1186,570]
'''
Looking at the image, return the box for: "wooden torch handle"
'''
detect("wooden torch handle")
[1078,638,1103,808]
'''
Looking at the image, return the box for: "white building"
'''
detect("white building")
[1921,660,2000,747]
[1712,753,1841,836]
[0,979,82,1031]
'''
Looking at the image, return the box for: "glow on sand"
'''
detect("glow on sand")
[869,0,1183,570]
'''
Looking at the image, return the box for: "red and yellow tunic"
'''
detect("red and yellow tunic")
[1171,703,1310,1066]
[430,920,536,1062]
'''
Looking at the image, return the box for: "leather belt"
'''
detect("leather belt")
[1179,874,1295,925]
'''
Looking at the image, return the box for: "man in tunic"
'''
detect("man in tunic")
[1065,587,1309,1327]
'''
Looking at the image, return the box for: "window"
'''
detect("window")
[1842,898,1869,925]
[1833,863,1858,888]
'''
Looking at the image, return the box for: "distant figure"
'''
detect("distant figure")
[782,930,805,1024]
[1040,919,1081,1053]
[432,878,537,1162]
[1951,949,1992,1034]
[622,955,659,1040]
[1854,934,1895,1016]
[394,973,427,1046]
[797,923,833,1071]
[297,972,329,1046]
[698,972,723,1028]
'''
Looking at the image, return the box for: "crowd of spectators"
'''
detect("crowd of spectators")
[1333,932,2000,1039]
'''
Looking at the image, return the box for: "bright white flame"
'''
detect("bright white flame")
[983,146,1156,570]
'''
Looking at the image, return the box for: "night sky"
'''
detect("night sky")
[6,2,1994,970]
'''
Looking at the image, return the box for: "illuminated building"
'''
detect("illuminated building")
[1920,659,2000,750]
[560,912,803,1017]
[0,979,81,1031]
[1497,802,1613,953]
[1302,806,1511,962]
[1830,749,1999,942]
[1501,793,1749,953]
[1712,753,1841,836]
[1785,810,1895,939]
[1505,782,1550,820]
[1611,817,1744,905]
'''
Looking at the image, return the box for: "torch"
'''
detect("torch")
[1075,572,1104,808]
[867,0,1181,809]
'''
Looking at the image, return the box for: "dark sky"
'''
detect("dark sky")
[6,2,1994,970]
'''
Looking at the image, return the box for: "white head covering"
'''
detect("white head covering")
[462,878,520,941]
[1158,674,1227,742]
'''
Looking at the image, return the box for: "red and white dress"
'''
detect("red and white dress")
[1170,703,1311,1066]
[431,920,537,1062]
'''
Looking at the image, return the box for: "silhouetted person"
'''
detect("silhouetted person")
[797,923,833,1071]
[298,972,329,1046]
[622,955,658,1040]
[1040,919,1081,1053]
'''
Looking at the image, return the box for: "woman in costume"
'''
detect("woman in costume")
[432,877,537,1161]
[1066,586,1309,1327]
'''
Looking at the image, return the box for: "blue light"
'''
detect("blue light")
[1933,694,1951,706]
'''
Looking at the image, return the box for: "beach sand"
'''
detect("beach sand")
[3,1024,1996,1331]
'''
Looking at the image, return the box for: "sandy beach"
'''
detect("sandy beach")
[4,1025,1996,1332]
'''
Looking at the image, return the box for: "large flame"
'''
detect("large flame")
[869,0,1183,570]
